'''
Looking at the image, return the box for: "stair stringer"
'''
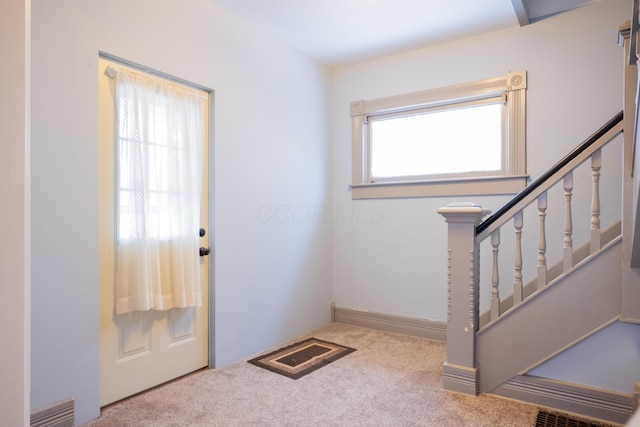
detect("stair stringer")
[476,236,622,394]
[479,222,621,329]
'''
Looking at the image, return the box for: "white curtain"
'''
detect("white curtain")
[111,66,207,314]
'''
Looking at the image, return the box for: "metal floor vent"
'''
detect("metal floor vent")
[535,411,612,427]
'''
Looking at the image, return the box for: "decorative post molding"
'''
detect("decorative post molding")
[438,203,490,395]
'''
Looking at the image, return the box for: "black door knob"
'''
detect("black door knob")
[199,247,210,257]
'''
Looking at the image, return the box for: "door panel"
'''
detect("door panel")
[98,57,209,406]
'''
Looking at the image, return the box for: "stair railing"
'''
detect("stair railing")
[437,113,623,395]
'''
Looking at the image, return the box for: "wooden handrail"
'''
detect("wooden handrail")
[476,111,623,236]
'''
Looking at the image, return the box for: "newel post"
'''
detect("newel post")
[437,202,490,395]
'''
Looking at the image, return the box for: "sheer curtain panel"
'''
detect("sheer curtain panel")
[108,65,207,314]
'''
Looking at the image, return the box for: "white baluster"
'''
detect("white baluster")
[591,149,602,254]
[563,172,573,272]
[537,192,548,289]
[491,229,500,321]
[513,211,523,305]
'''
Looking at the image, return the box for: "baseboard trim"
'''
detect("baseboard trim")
[332,306,447,342]
[491,375,634,425]
[331,307,633,424]
[31,398,74,427]
[443,362,478,395]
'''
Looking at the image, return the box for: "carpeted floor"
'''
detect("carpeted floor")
[83,323,611,426]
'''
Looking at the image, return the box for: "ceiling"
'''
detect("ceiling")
[211,0,603,67]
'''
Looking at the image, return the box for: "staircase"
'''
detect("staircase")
[437,15,640,426]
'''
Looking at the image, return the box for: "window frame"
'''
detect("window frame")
[350,71,528,199]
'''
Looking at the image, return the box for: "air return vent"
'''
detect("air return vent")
[30,398,74,427]
[535,411,614,427]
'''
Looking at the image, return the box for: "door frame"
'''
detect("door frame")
[98,49,217,374]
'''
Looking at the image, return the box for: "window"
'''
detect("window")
[114,71,207,242]
[350,71,528,199]
[106,60,209,313]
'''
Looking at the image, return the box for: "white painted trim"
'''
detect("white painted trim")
[351,175,528,199]
[350,73,525,118]
[351,71,528,199]
[332,306,447,342]
[492,375,634,426]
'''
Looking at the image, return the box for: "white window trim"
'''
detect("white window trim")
[350,71,528,199]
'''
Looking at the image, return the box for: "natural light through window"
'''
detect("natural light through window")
[114,70,207,242]
[370,104,502,179]
[350,71,527,198]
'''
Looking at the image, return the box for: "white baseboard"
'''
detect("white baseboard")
[492,375,634,425]
[332,306,447,342]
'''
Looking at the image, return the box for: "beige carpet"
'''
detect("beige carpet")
[85,323,558,426]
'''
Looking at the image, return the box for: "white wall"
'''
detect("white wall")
[1,1,30,425]
[330,0,630,321]
[31,0,331,424]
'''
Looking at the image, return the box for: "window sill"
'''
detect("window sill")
[349,175,529,199]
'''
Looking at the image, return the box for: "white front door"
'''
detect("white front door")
[98,57,210,406]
